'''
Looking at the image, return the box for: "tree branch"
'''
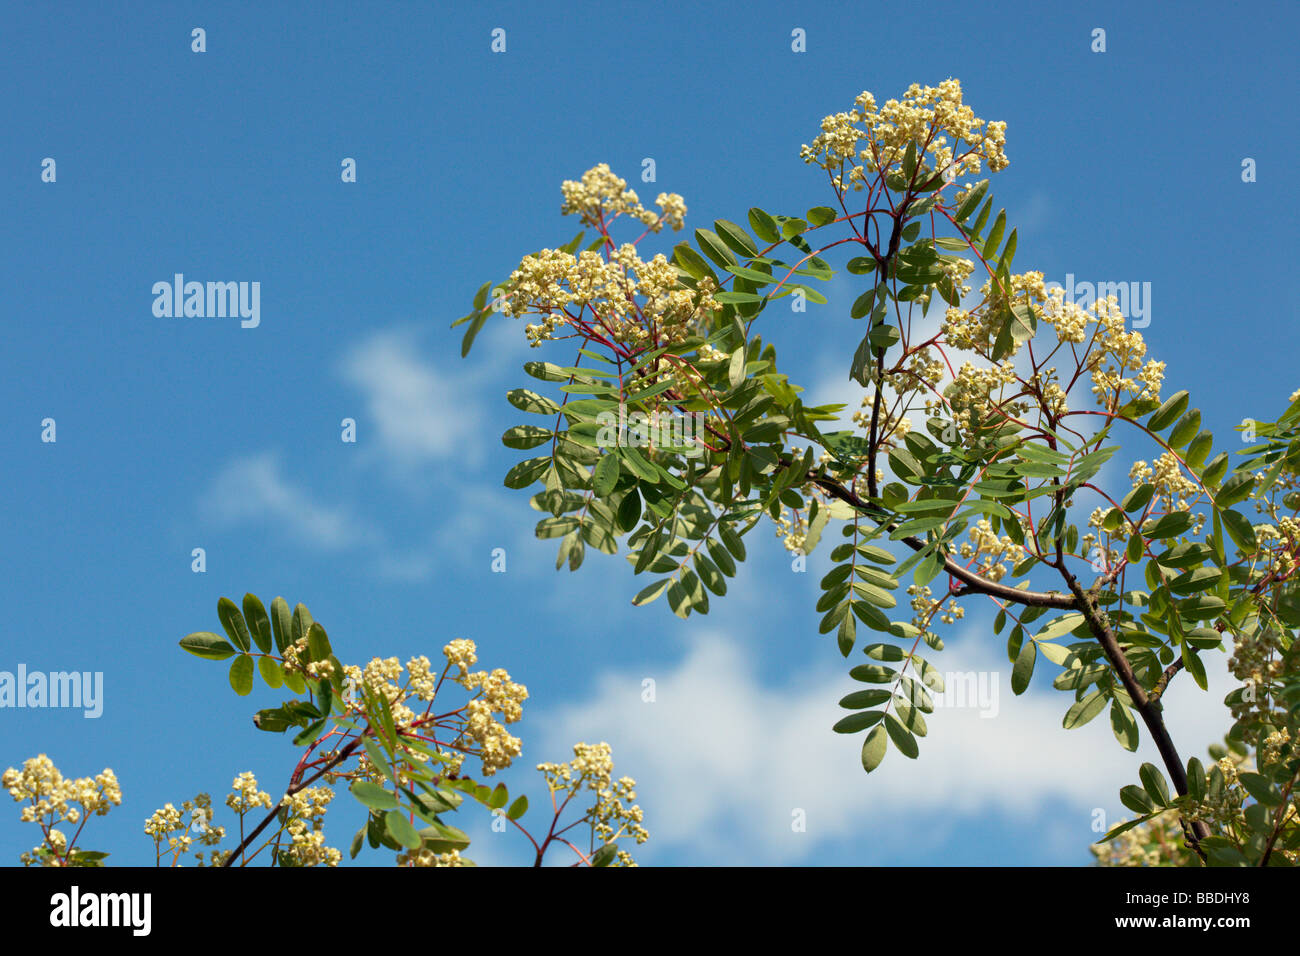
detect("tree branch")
[810,471,1076,608]
[1061,572,1211,854]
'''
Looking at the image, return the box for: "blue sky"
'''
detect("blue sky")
[0,0,1296,866]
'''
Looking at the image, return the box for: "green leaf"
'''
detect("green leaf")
[725,265,779,286]
[507,795,529,821]
[982,210,1006,258]
[883,714,919,758]
[849,288,877,321]
[1011,639,1036,695]
[1187,757,1206,800]
[806,206,837,227]
[1215,472,1256,508]
[748,208,780,244]
[849,663,896,683]
[306,622,332,662]
[1035,613,1084,641]
[1122,484,1154,513]
[1120,784,1155,815]
[291,605,313,643]
[1168,409,1201,449]
[833,710,885,734]
[839,689,893,709]
[1181,641,1208,691]
[619,446,660,484]
[1169,567,1222,595]
[997,228,1017,271]
[350,780,399,811]
[592,453,620,497]
[1139,762,1171,807]
[1237,772,1282,806]
[179,631,237,661]
[695,228,738,268]
[384,809,422,850]
[1201,452,1230,487]
[270,596,292,655]
[363,739,392,778]
[673,243,714,281]
[591,843,618,867]
[1110,700,1139,751]
[781,218,807,240]
[954,180,989,222]
[1037,641,1074,666]
[1062,690,1106,729]
[502,425,553,450]
[252,708,292,733]
[1147,391,1189,432]
[1143,512,1192,539]
[1185,431,1214,468]
[283,668,307,695]
[860,725,888,772]
[228,654,254,696]
[715,290,765,305]
[257,656,284,689]
[217,597,252,653]
[713,219,758,257]
[728,347,746,389]
[506,388,560,415]
[242,594,273,654]
[631,578,671,607]
[504,456,551,489]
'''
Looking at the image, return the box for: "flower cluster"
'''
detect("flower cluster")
[277,786,341,867]
[396,847,469,867]
[226,771,274,814]
[537,742,647,866]
[504,241,722,349]
[2,755,121,866]
[504,165,711,350]
[1084,296,1165,409]
[940,360,1025,439]
[145,792,225,865]
[800,80,1009,195]
[773,506,809,554]
[457,665,529,776]
[560,163,686,233]
[328,640,528,781]
[956,518,1028,583]
[1128,453,1204,517]
[1091,808,1197,866]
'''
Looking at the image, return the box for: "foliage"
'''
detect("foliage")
[460,79,1300,865]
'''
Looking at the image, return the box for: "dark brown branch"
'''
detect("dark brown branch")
[1148,660,1184,704]
[222,736,363,867]
[810,472,1076,608]
[1061,572,1211,854]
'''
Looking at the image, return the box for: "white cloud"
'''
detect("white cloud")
[338,328,484,468]
[537,626,1239,865]
[199,452,374,550]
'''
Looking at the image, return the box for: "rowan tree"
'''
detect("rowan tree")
[457,78,1300,866]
